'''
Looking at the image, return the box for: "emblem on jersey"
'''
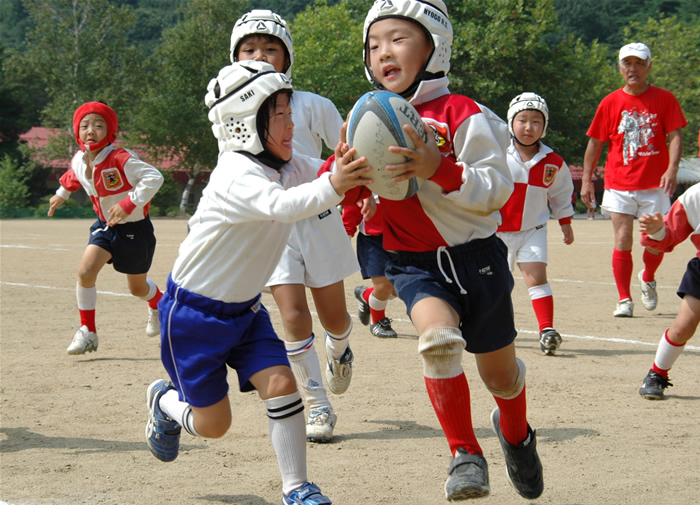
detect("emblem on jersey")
[617,108,658,165]
[543,164,557,186]
[101,168,124,191]
[318,209,331,220]
[426,120,451,154]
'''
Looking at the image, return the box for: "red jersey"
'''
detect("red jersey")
[587,86,687,191]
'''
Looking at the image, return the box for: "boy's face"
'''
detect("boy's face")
[79,113,108,148]
[367,17,433,95]
[264,93,294,161]
[236,35,288,74]
[512,110,545,145]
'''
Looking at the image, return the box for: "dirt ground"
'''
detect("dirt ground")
[1,217,699,505]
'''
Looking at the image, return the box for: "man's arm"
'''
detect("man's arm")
[660,128,683,197]
[581,137,604,208]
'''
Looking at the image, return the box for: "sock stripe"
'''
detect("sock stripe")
[267,397,304,420]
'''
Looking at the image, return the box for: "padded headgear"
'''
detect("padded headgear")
[73,102,118,152]
[230,9,294,78]
[363,0,453,92]
[507,92,549,138]
[205,61,292,155]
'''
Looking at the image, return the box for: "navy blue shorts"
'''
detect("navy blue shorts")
[385,235,517,354]
[678,257,700,300]
[357,233,391,279]
[88,216,156,274]
[158,276,289,408]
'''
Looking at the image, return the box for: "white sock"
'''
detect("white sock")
[138,278,158,301]
[285,336,331,413]
[368,293,388,311]
[325,319,353,360]
[654,330,685,371]
[265,392,307,496]
[76,282,97,310]
[159,389,199,436]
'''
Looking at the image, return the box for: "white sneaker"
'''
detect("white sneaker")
[325,344,353,395]
[146,307,160,337]
[67,325,98,354]
[306,407,337,443]
[638,271,658,311]
[613,298,634,318]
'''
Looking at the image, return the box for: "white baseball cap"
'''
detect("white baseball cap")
[619,42,651,63]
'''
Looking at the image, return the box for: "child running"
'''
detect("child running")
[638,182,700,399]
[230,9,358,443]
[322,1,544,500]
[48,101,164,355]
[342,197,399,338]
[496,92,575,356]
[144,61,369,505]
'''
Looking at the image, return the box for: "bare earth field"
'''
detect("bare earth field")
[1,217,699,505]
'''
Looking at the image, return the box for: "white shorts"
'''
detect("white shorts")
[497,225,548,272]
[266,206,359,288]
[600,188,670,218]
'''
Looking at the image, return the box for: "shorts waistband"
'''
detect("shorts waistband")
[391,235,498,267]
[166,275,261,317]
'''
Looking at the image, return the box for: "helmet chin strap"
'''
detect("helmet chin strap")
[513,135,540,148]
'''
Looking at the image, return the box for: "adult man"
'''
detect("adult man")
[581,42,687,317]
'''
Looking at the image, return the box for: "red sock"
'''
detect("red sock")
[642,249,664,283]
[369,307,386,323]
[531,295,554,332]
[79,309,96,333]
[651,363,669,379]
[425,374,482,456]
[362,287,373,302]
[493,385,528,446]
[612,249,633,300]
[148,288,163,309]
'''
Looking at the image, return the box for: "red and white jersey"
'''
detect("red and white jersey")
[56,146,163,223]
[350,78,512,252]
[497,141,574,232]
[586,86,687,191]
[640,182,700,258]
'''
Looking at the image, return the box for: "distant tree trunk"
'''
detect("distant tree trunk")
[179,163,200,216]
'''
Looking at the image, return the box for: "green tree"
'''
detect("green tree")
[0,155,31,211]
[291,0,369,118]
[622,15,700,158]
[132,0,249,214]
[11,0,146,159]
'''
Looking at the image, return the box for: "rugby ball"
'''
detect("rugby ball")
[347,91,427,200]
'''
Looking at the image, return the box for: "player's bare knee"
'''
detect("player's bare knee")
[485,358,526,399]
[418,327,465,378]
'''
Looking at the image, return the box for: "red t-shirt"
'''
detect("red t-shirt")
[587,86,687,191]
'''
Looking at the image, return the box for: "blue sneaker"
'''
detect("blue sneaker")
[282,482,332,505]
[145,379,181,462]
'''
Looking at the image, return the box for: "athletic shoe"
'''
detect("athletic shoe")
[66,325,98,355]
[145,379,181,462]
[613,298,634,318]
[539,328,562,356]
[490,408,543,500]
[325,345,353,395]
[444,448,490,500]
[282,482,332,505]
[306,407,337,443]
[638,270,658,311]
[353,286,370,326]
[639,370,672,400]
[370,317,398,338]
[146,307,160,338]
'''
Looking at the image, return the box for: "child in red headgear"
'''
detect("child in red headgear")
[48,101,165,355]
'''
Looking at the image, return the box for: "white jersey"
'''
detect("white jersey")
[172,151,342,303]
[267,90,358,288]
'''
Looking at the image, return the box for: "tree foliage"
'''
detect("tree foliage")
[291,0,369,117]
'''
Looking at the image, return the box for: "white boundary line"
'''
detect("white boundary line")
[2,280,698,352]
